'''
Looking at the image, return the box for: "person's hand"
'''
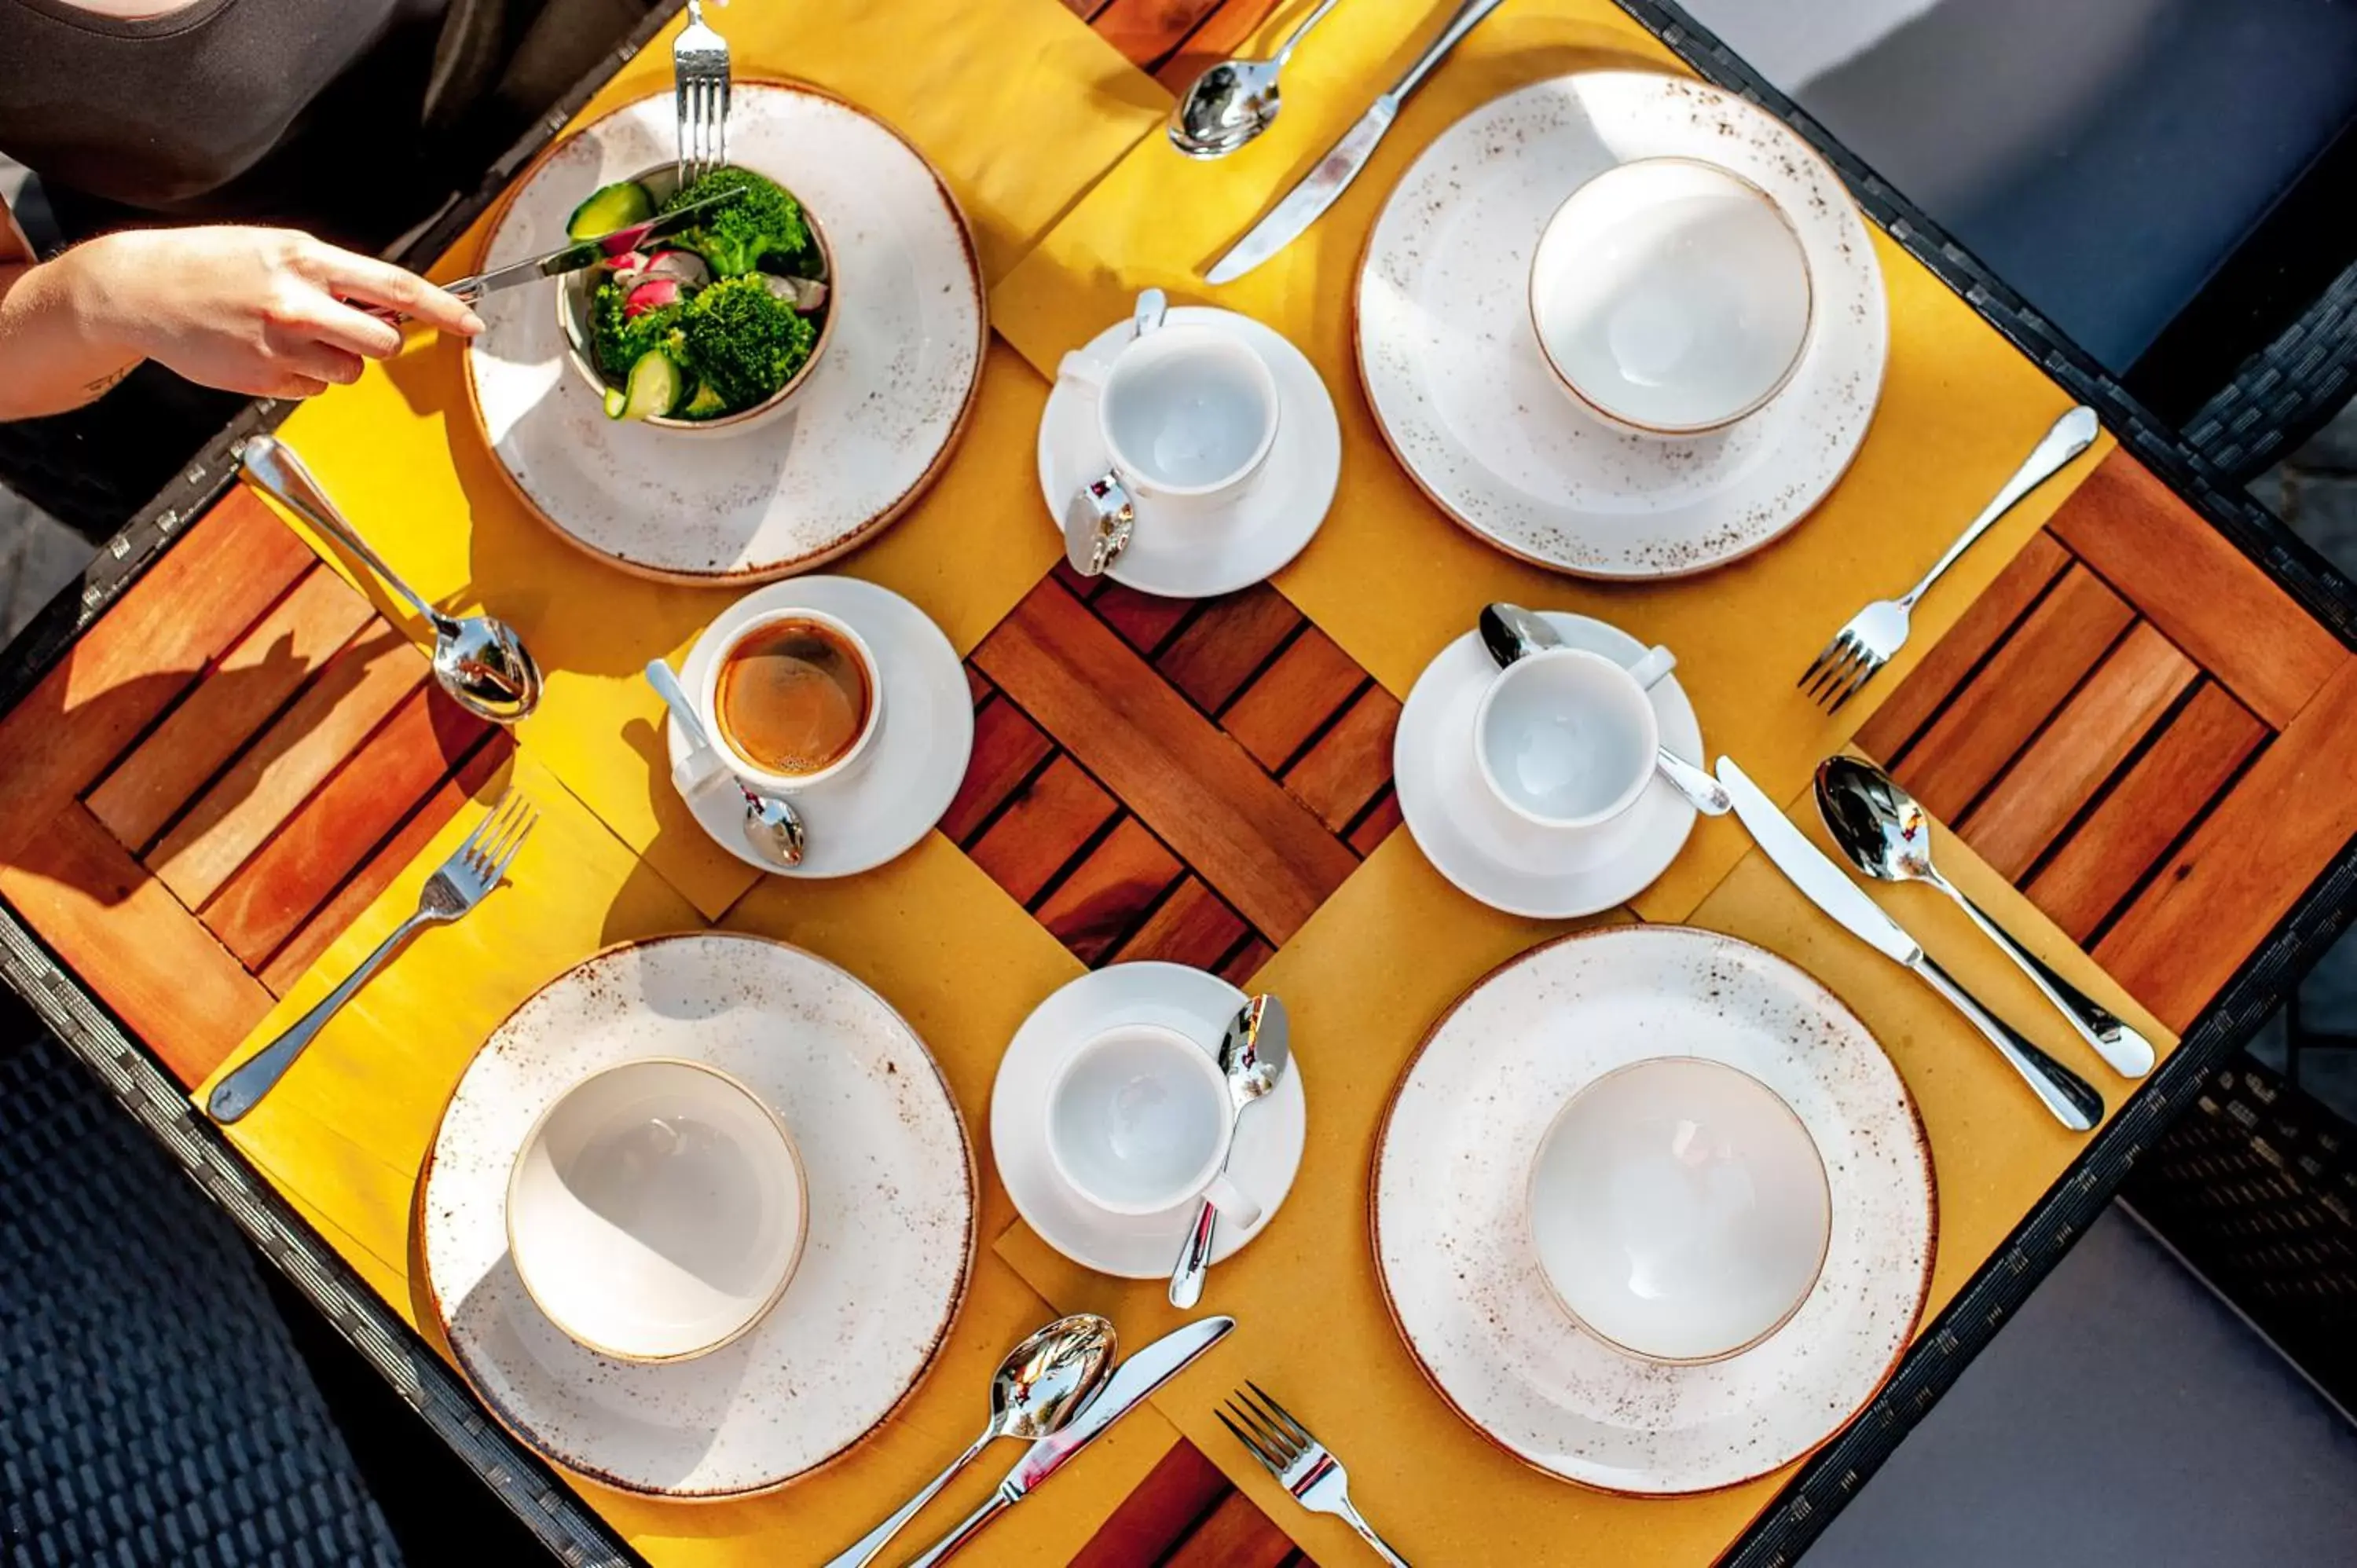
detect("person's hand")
[69,225,482,399]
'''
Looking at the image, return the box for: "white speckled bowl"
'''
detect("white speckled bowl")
[554,161,838,434]
[421,933,974,1498]
[1373,925,1934,1495]
[465,82,985,584]
[1357,71,1888,579]
[506,1057,806,1365]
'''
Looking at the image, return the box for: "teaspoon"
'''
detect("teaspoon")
[1477,602,1731,816]
[822,1313,1116,1568]
[1168,0,1346,158]
[240,435,541,725]
[1169,994,1290,1308]
[643,659,806,868]
[1815,755,2154,1078]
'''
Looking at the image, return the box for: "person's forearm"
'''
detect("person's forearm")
[0,236,147,419]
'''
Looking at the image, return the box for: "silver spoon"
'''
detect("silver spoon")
[1477,603,1731,817]
[1815,755,2155,1079]
[822,1313,1116,1568]
[643,659,806,868]
[1169,994,1290,1308]
[240,434,541,725]
[1168,0,1346,158]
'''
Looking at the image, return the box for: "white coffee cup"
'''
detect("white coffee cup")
[1058,324,1281,515]
[1529,156,1813,436]
[1045,1022,1263,1222]
[684,606,882,798]
[1475,644,1677,831]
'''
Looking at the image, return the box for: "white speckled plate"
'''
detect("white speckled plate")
[1395,610,1700,918]
[465,83,985,583]
[1373,925,1934,1495]
[420,933,974,1498]
[1356,72,1887,578]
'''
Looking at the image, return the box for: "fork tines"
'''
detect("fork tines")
[456,790,537,887]
[673,0,731,182]
[1219,1380,1313,1478]
[1798,628,1879,712]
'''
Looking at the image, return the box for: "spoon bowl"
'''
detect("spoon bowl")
[1814,754,2155,1079]
[1167,0,1343,159]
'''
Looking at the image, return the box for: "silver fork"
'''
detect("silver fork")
[207,793,539,1123]
[1800,405,2099,713]
[1219,1383,1411,1567]
[673,0,731,185]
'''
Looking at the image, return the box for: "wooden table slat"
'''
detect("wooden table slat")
[1221,625,1367,772]
[965,753,1121,906]
[2096,657,2357,1027]
[2048,451,2345,727]
[1071,1438,1237,1568]
[1035,814,1188,962]
[1162,1489,1300,1568]
[1110,874,1251,969]
[940,694,1057,844]
[1282,685,1402,837]
[1958,621,2198,880]
[1854,531,2072,764]
[1157,587,1305,716]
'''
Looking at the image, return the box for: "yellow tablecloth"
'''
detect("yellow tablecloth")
[202,2,2183,1564]
[263,0,1164,919]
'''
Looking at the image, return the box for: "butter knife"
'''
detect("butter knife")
[905,1316,1237,1566]
[1204,0,1507,285]
[1716,757,2102,1132]
[362,188,742,321]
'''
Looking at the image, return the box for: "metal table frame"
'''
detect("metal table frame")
[4,5,2355,1563]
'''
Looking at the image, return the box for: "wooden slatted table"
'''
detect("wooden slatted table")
[3,3,2355,1565]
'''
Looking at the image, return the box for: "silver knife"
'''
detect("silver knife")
[363,189,742,321]
[905,1317,1236,1566]
[1204,0,1507,285]
[1715,757,2102,1132]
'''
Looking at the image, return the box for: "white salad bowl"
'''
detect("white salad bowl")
[506,1056,807,1364]
[1528,1054,1831,1365]
[555,161,837,435]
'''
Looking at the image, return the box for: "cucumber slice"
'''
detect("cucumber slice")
[611,349,684,422]
[602,385,629,419]
[566,180,654,242]
[681,382,729,419]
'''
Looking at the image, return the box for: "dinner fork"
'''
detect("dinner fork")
[673,0,731,185]
[1799,405,2099,713]
[1219,1383,1411,1567]
[207,793,538,1123]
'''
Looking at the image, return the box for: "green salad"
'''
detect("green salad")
[568,167,830,423]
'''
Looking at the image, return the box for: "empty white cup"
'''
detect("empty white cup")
[1528,1057,1832,1365]
[1046,1023,1263,1222]
[1059,324,1281,514]
[1529,156,1813,436]
[1475,644,1675,831]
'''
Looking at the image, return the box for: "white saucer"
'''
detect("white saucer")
[667,577,973,878]
[1395,612,1701,918]
[1038,306,1341,599]
[992,962,1307,1277]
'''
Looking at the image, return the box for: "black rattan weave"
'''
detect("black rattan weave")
[2183,258,2357,482]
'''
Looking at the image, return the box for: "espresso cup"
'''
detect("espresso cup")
[1475,645,1676,831]
[1529,156,1813,437]
[695,607,882,796]
[1045,1023,1263,1222]
[1058,323,1281,515]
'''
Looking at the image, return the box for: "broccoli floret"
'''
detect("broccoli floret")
[661,167,815,280]
[589,281,684,381]
[676,275,818,411]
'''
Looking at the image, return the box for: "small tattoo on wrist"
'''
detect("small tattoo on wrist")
[80,365,134,396]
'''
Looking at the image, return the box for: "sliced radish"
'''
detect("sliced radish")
[643,249,710,288]
[760,274,828,313]
[623,277,683,317]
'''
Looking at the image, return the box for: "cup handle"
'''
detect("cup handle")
[1056,350,1109,394]
[1199,1171,1263,1230]
[1626,644,1677,691]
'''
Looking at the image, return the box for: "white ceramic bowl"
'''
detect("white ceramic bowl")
[1528,1055,1831,1364]
[556,162,836,435]
[1528,156,1813,436]
[506,1057,806,1364]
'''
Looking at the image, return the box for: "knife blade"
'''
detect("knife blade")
[457,187,743,302]
[1716,757,2102,1132]
[905,1317,1235,1566]
[1204,0,1507,286]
